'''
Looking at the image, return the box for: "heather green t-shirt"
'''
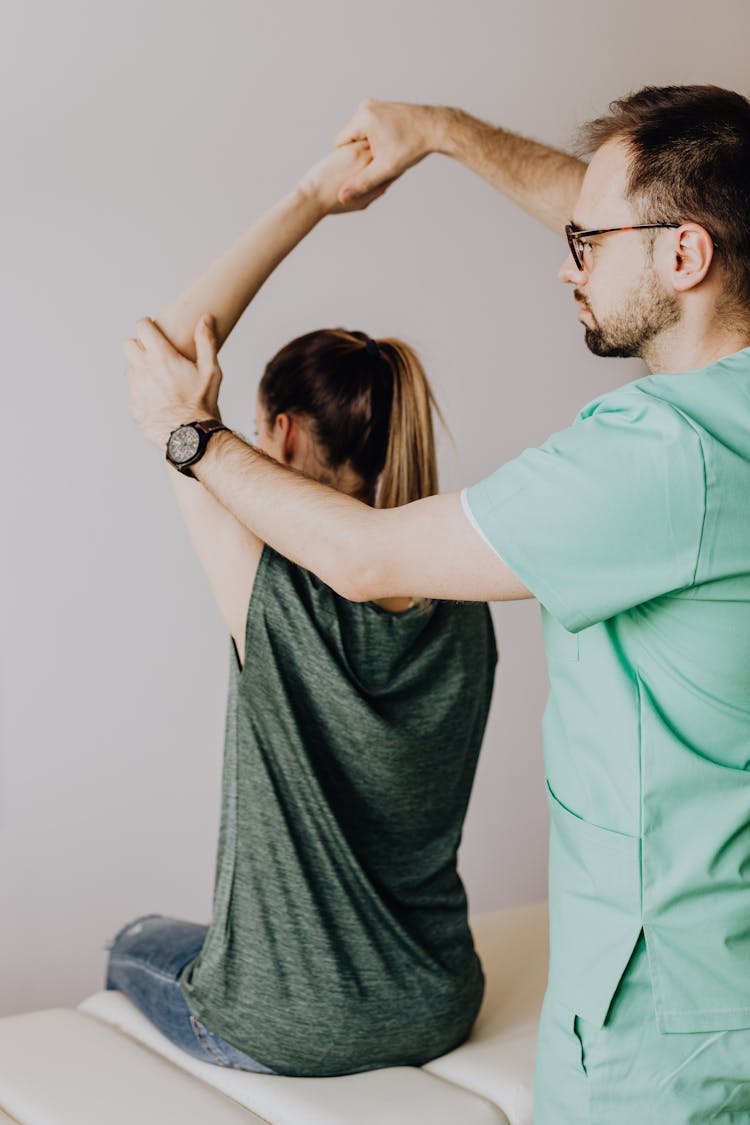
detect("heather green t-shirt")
[180,545,497,1076]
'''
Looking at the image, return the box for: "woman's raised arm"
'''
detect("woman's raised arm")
[133,143,388,667]
[154,142,384,357]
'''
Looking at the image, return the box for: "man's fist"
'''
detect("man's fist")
[296,141,393,215]
[332,98,440,204]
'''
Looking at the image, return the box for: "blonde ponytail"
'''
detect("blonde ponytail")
[373,339,445,509]
[259,327,446,515]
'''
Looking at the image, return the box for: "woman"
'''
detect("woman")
[110,140,497,1078]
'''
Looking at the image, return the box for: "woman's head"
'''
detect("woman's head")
[255,328,443,507]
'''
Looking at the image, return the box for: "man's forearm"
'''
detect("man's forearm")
[189,428,532,606]
[430,106,587,234]
[192,429,373,598]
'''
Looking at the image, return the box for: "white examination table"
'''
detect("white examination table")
[0,901,548,1125]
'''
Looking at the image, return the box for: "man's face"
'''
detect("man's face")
[559,138,680,358]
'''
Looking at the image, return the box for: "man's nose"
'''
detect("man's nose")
[558,251,587,285]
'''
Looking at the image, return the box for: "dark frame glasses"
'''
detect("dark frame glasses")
[565,222,681,272]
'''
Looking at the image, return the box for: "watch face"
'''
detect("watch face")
[168,425,201,464]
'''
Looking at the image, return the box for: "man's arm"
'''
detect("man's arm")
[190,429,532,605]
[334,98,587,235]
[126,319,532,605]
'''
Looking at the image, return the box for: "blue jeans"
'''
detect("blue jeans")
[105,913,274,1073]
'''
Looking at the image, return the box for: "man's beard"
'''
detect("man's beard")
[579,269,680,359]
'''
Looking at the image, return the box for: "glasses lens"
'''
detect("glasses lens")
[566,225,583,271]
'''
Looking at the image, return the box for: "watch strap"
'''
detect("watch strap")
[192,418,228,437]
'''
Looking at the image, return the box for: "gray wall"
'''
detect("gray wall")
[2,0,748,1015]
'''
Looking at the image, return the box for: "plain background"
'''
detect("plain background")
[2,0,748,1016]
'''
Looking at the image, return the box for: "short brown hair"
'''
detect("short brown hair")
[574,85,750,309]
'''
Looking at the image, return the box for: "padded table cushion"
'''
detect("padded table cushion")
[0,1003,506,1125]
[426,901,548,1125]
[0,901,547,1125]
[0,1009,263,1125]
[79,900,547,1125]
[79,991,510,1125]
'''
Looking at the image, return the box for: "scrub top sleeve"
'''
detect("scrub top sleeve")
[463,395,707,633]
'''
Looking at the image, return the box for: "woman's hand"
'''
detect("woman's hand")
[124,315,223,450]
[296,141,394,216]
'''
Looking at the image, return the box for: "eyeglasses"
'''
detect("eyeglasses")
[565,222,681,272]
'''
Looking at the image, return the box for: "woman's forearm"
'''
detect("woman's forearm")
[155,187,326,362]
[149,186,326,569]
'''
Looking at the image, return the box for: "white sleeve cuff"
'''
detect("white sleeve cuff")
[460,487,504,560]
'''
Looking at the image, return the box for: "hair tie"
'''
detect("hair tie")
[365,337,380,360]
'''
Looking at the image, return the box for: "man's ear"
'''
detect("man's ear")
[671,223,716,293]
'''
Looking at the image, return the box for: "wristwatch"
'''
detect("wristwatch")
[165,419,229,478]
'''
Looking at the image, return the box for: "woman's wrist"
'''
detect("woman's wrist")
[291,180,335,224]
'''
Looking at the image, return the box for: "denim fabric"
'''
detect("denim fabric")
[105,913,274,1073]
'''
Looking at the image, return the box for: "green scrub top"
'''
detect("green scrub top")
[463,345,750,1034]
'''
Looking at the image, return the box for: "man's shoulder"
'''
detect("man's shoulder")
[574,379,699,439]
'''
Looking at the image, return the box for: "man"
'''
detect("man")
[125,86,750,1121]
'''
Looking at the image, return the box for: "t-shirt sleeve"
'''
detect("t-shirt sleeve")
[462,393,707,632]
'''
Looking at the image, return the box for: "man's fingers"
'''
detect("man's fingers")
[339,169,384,203]
[135,316,180,358]
[333,97,381,148]
[368,178,396,202]
[122,338,145,366]
[333,119,366,148]
[195,313,218,373]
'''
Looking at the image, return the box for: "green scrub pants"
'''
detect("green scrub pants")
[534,934,750,1124]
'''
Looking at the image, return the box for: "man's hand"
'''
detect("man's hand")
[296,140,395,215]
[332,98,442,204]
[123,314,223,450]
[333,100,587,235]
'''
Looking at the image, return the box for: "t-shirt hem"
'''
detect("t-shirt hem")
[178,987,483,1076]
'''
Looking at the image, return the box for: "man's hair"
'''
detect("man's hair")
[573,85,750,310]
